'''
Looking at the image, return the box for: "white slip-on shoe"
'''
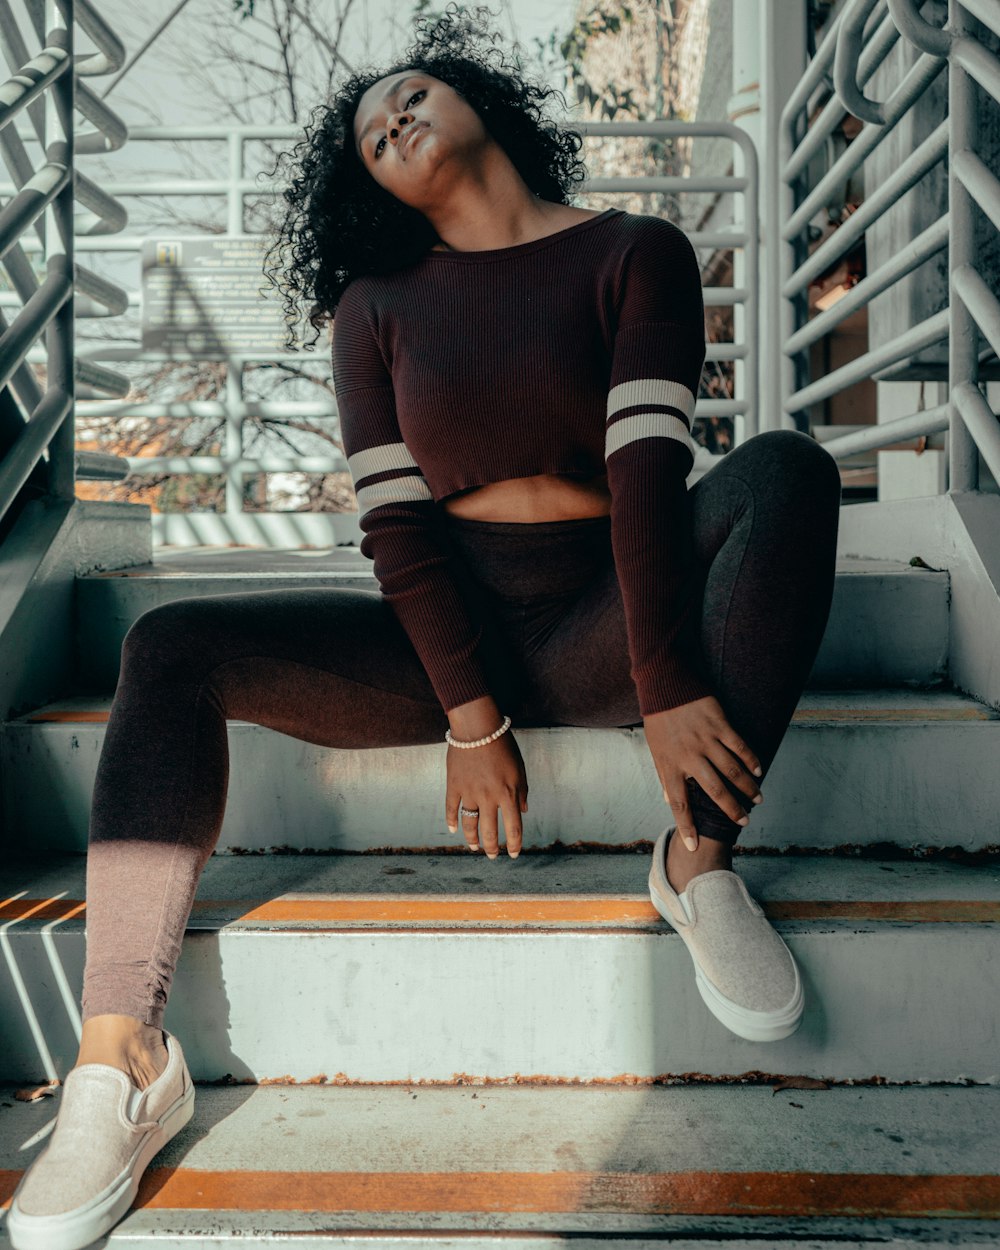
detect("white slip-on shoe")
[648,826,804,1042]
[6,1028,195,1250]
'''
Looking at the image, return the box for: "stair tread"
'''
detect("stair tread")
[3,852,998,932]
[79,551,948,579]
[10,687,998,725]
[0,1086,997,1235]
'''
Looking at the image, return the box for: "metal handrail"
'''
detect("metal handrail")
[0,0,131,527]
[779,0,1000,494]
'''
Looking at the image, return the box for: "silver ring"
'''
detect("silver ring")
[459,806,480,818]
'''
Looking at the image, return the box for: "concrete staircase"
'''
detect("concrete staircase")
[1,542,999,1245]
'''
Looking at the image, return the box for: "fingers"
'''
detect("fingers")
[461,807,481,851]
[447,793,526,859]
[502,795,522,860]
[716,730,764,794]
[479,806,501,859]
[664,775,699,851]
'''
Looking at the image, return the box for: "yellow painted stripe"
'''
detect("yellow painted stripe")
[2,1169,999,1216]
[2,896,998,925]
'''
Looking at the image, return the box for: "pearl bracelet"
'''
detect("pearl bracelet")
[445,714,512,749]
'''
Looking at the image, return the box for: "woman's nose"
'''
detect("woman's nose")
[389,113,412,144]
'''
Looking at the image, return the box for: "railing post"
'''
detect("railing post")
[224,130,244,519]
[228,130,242,235]
[224,362,243,518]
[45,0,74,502]
[766,0,810,435]
[947,0,981,494]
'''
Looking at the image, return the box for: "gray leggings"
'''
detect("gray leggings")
[81,429,841,1027]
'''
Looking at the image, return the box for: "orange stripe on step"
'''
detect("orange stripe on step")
[3,1169,999,1217]
[0,895,87,921]
[2,896,999,925]
[25,710,110,723]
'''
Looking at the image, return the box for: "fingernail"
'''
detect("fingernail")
[487,853,498,861]
[448,825,457,833]
[752,794,763,805]
[738,816,749,826]
[468,844,478,852]
[753,766,763,777]
[510,851,520,860]
[684,837,697,851]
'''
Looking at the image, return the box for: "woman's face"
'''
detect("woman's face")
[352,69,488,208]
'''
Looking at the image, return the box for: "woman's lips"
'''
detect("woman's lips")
[401,123,429,157]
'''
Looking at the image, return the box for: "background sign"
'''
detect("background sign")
[141,236,288,356]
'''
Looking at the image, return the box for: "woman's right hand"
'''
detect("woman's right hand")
[446,731,528,859]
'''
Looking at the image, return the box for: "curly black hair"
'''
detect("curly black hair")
[263,2,589,350]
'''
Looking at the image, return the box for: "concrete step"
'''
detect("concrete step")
[1,1084,998,1246]
[1,852,997,1084]
[74,551,950,691]
[4,689,998,854]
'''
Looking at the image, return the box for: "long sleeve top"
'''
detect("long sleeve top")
[331,206,715,716]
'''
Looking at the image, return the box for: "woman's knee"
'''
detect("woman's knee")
[731,429,841,508]
[120,598,224,676]
[760,428,840,484]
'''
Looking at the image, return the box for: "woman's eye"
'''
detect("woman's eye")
[374,90,426,158]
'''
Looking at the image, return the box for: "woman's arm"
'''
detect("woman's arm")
[332,281,509,718]
[604,216,716,716]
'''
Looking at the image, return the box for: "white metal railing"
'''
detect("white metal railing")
[23,119,757,547]
[777,0,1000,493]
[0,0,130,528]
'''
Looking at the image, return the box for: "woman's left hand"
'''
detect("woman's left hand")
[642,694,763,850]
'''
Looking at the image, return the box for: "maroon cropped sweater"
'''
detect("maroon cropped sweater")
[331,207,714,716]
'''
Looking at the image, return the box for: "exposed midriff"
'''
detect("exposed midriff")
[440,472,612,523]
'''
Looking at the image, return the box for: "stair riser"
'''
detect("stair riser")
[74,567,951,691]
[4,718,998,852]
[1,926,997,1084]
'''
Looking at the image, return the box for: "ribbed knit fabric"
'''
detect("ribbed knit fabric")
[331,207,716,715]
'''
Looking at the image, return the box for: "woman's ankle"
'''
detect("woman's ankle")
[666,829,733,893]
[77,1015,169,1087]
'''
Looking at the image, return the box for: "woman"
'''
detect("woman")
[6,6,841,1247]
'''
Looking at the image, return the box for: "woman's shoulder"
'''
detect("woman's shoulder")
[609,209,694,247]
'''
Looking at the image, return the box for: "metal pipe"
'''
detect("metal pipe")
[125,456,349,476]
[953,382,1000,488]
[0,385,71,521]
[783,58,947,242]
[0,257,71,394]
[75,449,129,479]
[43,0,74,503]
[64,0,124,76]
[72,76,127,153]
[952,147,1000,232]
[788,309,950,413]
[888,0,953,56]
[0,158,69,264]
[817,403,951,459]
[784,9,900,184]
[834,0,888,123]
[948,0,981,493]
[952,264,1000,364]
[785,121,948,295]
[0,42,69,135]
[785,216,949,356]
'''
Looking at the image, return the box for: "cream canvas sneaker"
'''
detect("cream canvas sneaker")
[7,1028,195,1250]
[648,826,804,1042]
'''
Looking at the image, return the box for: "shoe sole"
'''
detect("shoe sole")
[648,847,805,1044]
[6,1080,195,1250]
